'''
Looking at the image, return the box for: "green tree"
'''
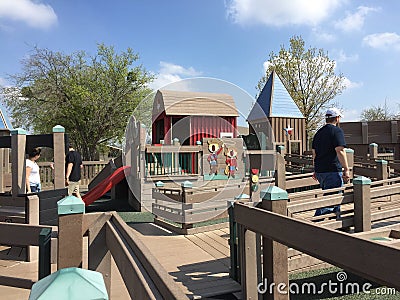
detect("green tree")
[1,44,153,160]
[258,35,346,147]
[360,102,396,121]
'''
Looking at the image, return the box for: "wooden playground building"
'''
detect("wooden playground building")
[1,76,400,299]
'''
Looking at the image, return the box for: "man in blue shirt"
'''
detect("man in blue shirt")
[312,108,350,216]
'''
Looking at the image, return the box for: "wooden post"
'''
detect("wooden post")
[57,195,85,269]
[26,194,40,261]
[391,121,398,144]
[345,148,354,180]
[274,146,286,190]
[353,176,371,233]
[0,148,3,194]
[369,143,378,160]
[181,181,193,230]
[260,186,289,300]
[376,159,388,181]
[239,223,261,299]
[11,128,26,197]
[53,125,66,189]
[230,194,251,282]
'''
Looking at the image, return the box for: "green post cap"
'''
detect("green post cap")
[376,159,388,165]
[234,193,250,200]
[29,267,108,300]
[181,181,193,188]
[276,145,285,153]
[10,128,26,135]
[261,186,288,201]
[155,181,164,187]
[57,196,85,215]
[353,176,371,185]
[345,148,354,153]
[52,125,65,133]
[369,143,378,147]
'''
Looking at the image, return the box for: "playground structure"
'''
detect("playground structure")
[2,77,400,298]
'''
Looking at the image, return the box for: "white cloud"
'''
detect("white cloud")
[334,6,379,32]
[363,32,400,51]
[342,109,360,122]
[150,62,202,90]
[333,49,359,63]
[0,0,57,30]
[0,77,8,87]
[226,0,344,27]
[312,28,336,43]
[343,77,363,89]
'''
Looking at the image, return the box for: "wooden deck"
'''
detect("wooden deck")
[0,245,131,300]
[128,222,241,299]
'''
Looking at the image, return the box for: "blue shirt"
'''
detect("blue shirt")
[312,124,346,173]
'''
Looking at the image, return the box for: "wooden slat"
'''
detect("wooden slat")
[0,276,35,289]
[185,234,228,262]
[152,206,185,223]
[0,222,52,246]
[0,196,25,207]
[288,193,353,214]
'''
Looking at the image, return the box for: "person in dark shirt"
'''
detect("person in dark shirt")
[312,108,350,216]
[65,143,83,199]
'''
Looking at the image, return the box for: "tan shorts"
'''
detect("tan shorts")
[67,181,80,196]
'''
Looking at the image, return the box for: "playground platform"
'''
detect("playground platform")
[128,222,241,298]
[0,221,240,299]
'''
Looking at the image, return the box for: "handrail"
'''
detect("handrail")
[234,202,400,290]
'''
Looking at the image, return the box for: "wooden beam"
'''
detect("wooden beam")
[0,276,35,289]
[0,222,51,246]
[106,221,161,299]
[109,214,188,299]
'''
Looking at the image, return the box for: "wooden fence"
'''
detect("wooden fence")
[38,161,108,189]
[233,200,400,299]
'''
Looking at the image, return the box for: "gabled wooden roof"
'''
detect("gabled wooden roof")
[153,90,239,117]
[247,71,304,122]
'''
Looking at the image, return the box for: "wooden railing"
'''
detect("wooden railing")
[233,201,400,299]
[230,173,400,298]
[38,161,108,189]
[0,222,52,289]
[145,145,202,177]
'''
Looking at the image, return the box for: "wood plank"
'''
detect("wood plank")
[0,276,35,289]
[0,223,52,246]
[185,235,228,263]
[193,232,230,257]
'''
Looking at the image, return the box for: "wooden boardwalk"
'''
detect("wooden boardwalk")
[128,223,241,299]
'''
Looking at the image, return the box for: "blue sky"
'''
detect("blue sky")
[1,0,400,123]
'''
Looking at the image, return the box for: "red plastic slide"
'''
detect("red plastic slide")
[82,166,131,206]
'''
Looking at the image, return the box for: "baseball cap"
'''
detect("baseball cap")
[325,107,343,118]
